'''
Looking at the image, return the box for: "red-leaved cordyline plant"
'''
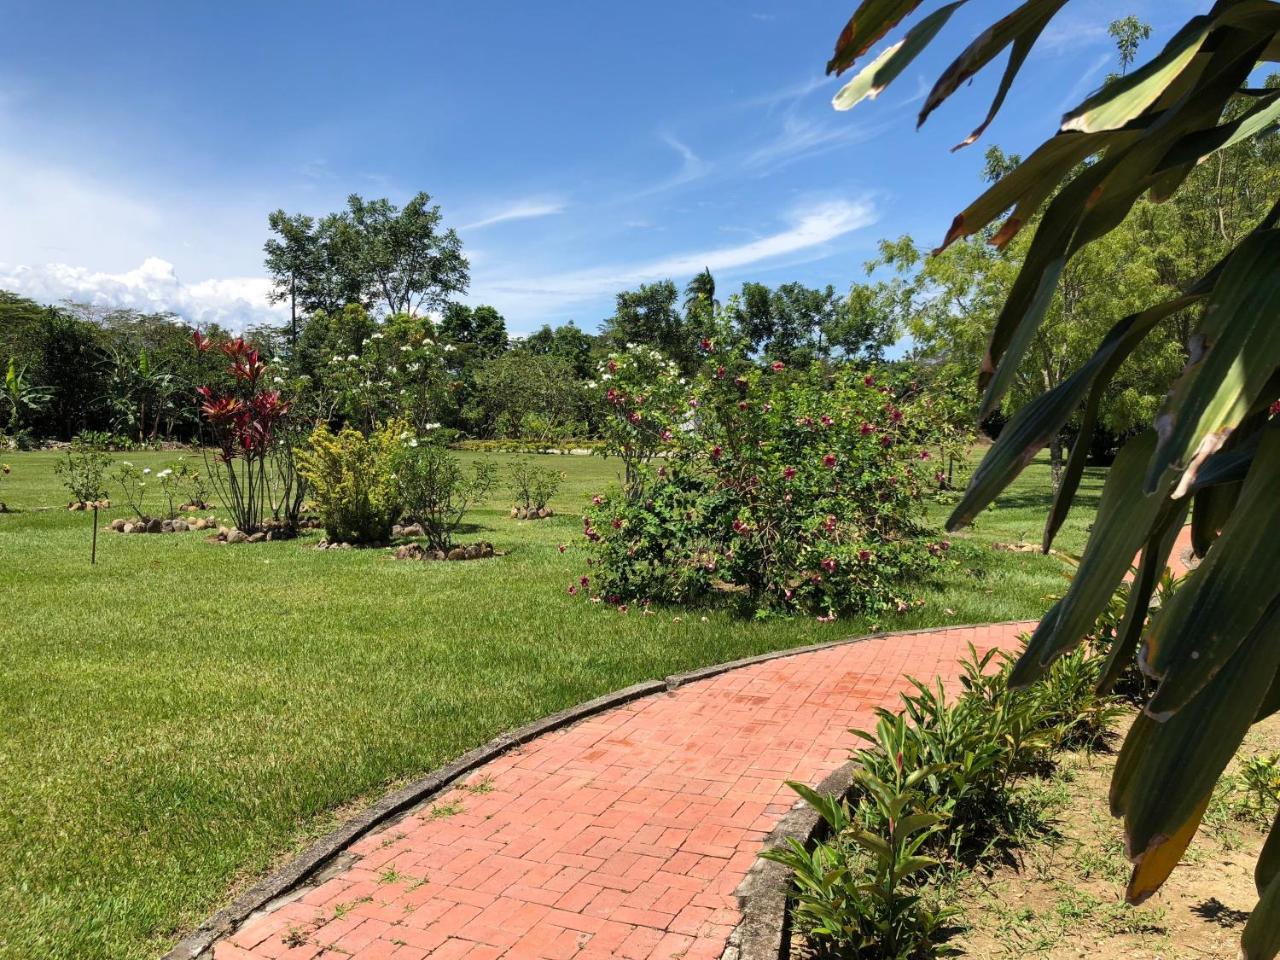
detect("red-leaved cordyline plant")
[193,332,304,533]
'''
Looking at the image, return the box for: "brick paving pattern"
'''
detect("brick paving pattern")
[214,621,1030,960]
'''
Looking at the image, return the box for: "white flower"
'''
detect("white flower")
[443,344,456,352]
[424,422,441,431]
[272,376,283,384]
[347,354,358,362]
[157,469,172,479]
[142,467,152,475]
[409,438,419,447]
[407,363,421,373]
[400,345,412,352]
[371,332,384,340]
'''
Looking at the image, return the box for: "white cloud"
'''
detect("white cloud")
[482,197,877,319]
[0,257,285,331]
[463,198,567,230]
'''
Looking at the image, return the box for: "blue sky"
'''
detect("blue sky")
[0,0,1202,335]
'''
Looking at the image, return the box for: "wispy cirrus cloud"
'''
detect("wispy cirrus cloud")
[462,198,567,230]
[482,197,877,322]
[741,115,888,174]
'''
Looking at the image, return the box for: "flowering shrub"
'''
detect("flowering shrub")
[193,331,307,533]
[581,354,952,619]
[112,461,152,520]
[326,324,448,436]
[589,346,687,501]
[393,441,497,550]
[296,420,403,544]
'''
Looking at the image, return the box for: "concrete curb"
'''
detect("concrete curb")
[722,763,855,960]
[164,620,1035,959]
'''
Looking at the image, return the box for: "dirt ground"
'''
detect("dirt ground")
[952,715,1280,959]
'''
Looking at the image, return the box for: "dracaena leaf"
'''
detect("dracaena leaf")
[1244,857,1280,959]
[1061,16,1213,133]
[947,287,1201,533]
[1116,594,1280,883]
[1096,500,1190,695]
[1147,230,1280,496]
[919,0,1070,130]
[1125,793,1211,905]
[827,0,926,76]
[1009,431,1168,687]
[833,1,966,111]
[1142,424,1280,718]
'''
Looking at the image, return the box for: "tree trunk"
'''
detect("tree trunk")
[1050,434,1065,492]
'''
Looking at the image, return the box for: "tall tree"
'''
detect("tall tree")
[263,210,318,346]
[602,281,694,370]
[683,268,718,318]
[344,193,469,317]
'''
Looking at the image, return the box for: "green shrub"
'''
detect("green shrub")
[509,458,564,514]
[296,422,402,544]
[393,442,497,550]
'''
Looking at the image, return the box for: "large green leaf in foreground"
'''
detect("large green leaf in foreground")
[824,1,1280,953]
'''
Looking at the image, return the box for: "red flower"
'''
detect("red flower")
[880,435,893,448]
[824,515,837,532]
[192,329,211,353]
[771,361,785,372]
[822,454,837,469]
[710,445,723,459]
[820,415,834,427]
[858,549,872,563]
[699,338,713,352]
[821,557,837,574]
[607,359,618,373]
[580,576,590,587]
[611,517,623,529]
[919,449,931,460]
[715,366,727,379]
[568,585,578,595]
[782,466,797,480]
[591,494,603,506]
[860,422,873,435]
[864,374,875,387]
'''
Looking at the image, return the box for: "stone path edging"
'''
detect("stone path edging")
[181,620,1035,960]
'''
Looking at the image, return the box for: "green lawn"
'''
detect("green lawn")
[0,447,1102,959]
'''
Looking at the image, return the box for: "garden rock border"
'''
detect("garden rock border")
[165,620,1035,960]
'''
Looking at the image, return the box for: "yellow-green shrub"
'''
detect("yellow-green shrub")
[296,421,402,544]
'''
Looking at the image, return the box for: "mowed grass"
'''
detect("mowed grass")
[0,446,1102,959]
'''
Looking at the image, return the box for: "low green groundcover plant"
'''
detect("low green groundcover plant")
[578,340,957,619]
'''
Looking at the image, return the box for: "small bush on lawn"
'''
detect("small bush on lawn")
[509,458,564,518]
[393,442,497,551]
[581,344,955,619]
[297,421,402,544]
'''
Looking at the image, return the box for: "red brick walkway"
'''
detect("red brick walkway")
[213,622,1030,960]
